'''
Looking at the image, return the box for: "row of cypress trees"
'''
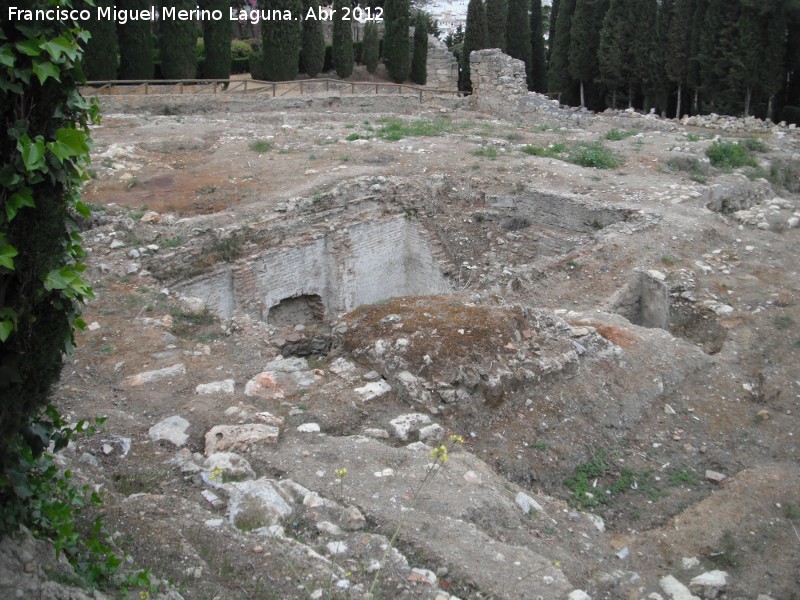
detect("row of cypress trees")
[82,0,430,85]
[551,0,800,119]
[460,0,800,120]
[461,0,547,92]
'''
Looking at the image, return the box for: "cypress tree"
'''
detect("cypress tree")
[651,0,672,116]
[462,0,489,92]
[260,0,302,81]
[761,3,788,121]
[117,0,153,79]
[159,0,198,79]
[735,3,764,117]
[83,0,119,80]
[200,0,231,78]
[362,21,380,76]
[530,0,547,92]
[301,0,325,77]
[699,0,740,113]
[506,0,532,84]
[632,0,658,110]
[598,0,632,108]
[411,12,429,85]
[486,0,508,52]
[547,0,575,97]
[547,0,559,61]
[384,0,411,83]
[686,0,707,113]
[332,0,355,78]
[665,0,693,118]
[567,0,599,107]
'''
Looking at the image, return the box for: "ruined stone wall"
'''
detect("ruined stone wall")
[425,36,458,92]
[469,49,528,114]
[179,217,451,322]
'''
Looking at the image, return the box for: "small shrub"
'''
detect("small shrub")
[605,128,636,141]
[568,142,624,169]
[706,140,757,170]
[230,39,252,59]
[739,137,767,153]
[686,133,702,142]
[773,315,794,330]
[520,142,566,158]
[768,159,800,193]
[249,140,272,153]
[665,156,710,183]
[376,117,455,141]
[661,255,676,266]
[472,146,498,159]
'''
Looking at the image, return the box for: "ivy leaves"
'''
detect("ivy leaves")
[0,12,96,349]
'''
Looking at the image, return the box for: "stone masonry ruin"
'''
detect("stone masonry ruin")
[178,215,451,324]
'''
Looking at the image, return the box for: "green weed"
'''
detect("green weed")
[375,117,456,141]
[249,140,272,153]
[773,315,794,330]
[472,146,498,159]
[706,140,757,169]
[665,155,710,183]
[568,142,624,169]
[605,129,636,141]
[520,142,566,158]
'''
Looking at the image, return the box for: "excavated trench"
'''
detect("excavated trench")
[611,270,727,354]
[178,215,452,328]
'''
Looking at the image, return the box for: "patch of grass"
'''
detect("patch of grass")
[505,132,522,141]
[605,128,636,141]
[773,314,794,330]
[520,142,566,158]
[340,155,350,162]
[566,258,579,268]
[472,146,498,159]
[686,133,702,142]
[767,159,800,193]
[706,140,757,170]
[739,137,768,153]
[784,503,800,520]
[568,142,624,169]
[160,235,183,249]
[665,155,710,183]
[345,132,366,141]
[661,255,676,266]
[563,448,662,509]
[249,139,272,153]
[375,117,456,141]
[209,229,251,262]
[709,530,739,569]
[668,468,700,487]
[589,219,605,230]
[533,441,549,451]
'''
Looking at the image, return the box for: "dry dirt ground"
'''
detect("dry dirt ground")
[32,95,800,600]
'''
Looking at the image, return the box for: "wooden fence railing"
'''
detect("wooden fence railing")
[82,78,462,103]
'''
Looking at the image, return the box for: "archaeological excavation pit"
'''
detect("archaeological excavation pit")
[177,216,452,329]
